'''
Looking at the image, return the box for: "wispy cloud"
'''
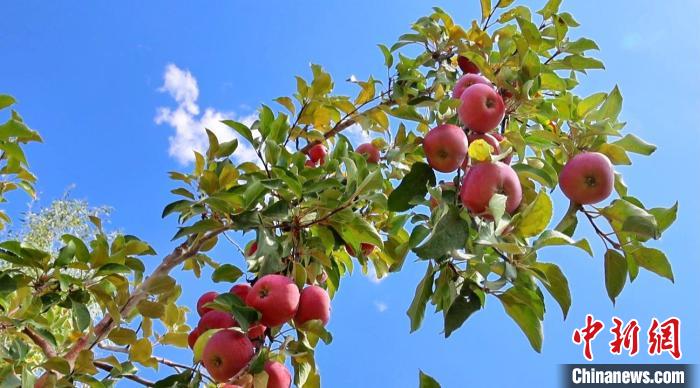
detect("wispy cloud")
[374,301,388,313]
[155,64,258,165]
[345,123,371,146]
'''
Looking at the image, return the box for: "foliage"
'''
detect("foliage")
[0,0,678,387]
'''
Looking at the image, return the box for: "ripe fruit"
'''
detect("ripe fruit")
[247,323,267,340]
[247,242,258,256]
[356,143,381,163]
[423,124,469,173]
[458,83,505,133]
[345,243,375,257]
[460,162,522,215]
[197,291,219,317]
[304,159,317,168]
[193,328,219,362]
[188,327,202,349]
[198,310,236,331]
[264,361,292,388]
[452,73,491,99]
[307,144,328,165]
[246,274,300,327]
[457,55,480,74]
[559,152,614,205]
[230,283,252,302]
[294,285,331,326]
[202,330,255,382]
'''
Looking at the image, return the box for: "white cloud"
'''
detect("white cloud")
[345,123,371,146]
[155,64,258,165]
[374,301,388,313]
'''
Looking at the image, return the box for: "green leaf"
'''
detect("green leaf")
[222,119,255,145]
[444,282,483,337]
[0,274,17,293]
[598,143,631,165]
[497,288,543,352]
[515,191,553,238]
[0,95,15,110]
[649,202,678,235]
[43,357,71,375]
[211,264,244,283]
[172,219,222,240]
[407,263,435,333]
[413,207,469,259]
[419,370,441,388]
[207,293,260,332]
[576,92,606,118]
[604,249,627,304]
[388,162,436,211]
[629,247,673,282]
[591,85,623,121]
[601,199,659,239]
[530,262,571,319]
[612,134,656,155]
[72,302,91,332]
[94,263,131,277]
[533,230,593,256]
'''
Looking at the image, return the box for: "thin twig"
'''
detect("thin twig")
[94,361,154,386]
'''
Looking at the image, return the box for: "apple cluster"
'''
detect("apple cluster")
[426,56,615,216]
[188,272,331,386]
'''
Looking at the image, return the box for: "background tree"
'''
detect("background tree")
[0,0,678,387]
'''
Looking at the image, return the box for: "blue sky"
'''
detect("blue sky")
[2,1,699,387]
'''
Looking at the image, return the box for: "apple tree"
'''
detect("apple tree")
[0,0,678,387]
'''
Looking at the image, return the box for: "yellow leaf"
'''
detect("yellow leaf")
[274,96,296,115]
[515,191,553,238]
[355,81,376,105]
[137,300,165,319]
[75,350,97,375]
[468,139,494,162]
[128,338,152,364]
[369,109,389,130]
[161,332,189,348]
[109,328,137,345]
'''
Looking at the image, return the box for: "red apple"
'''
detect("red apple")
[458,83,505,133]
[188,326,202,349]
[264,361,292,388]
[356,143,380,163]
[452,73,491,99]
[460,162,522,215]
[559,152,614,205]
[307,144,327,165]
[294,285,331,326]
[202,330,255,382]
[345,243,375,257]
[197,291,219,317]
[198,310,236,331]
[457,55,480,74]
[247,323,267,340]
[246,242,258,256]
[246,274,300,327]
[423,124,469,173]
[304,159,316,168]
[230,283,252,302]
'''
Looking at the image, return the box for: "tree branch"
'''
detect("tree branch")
[94,361,154,386]
[23,326,56,358]
[59,226,230,371]
[299,91,394,154]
